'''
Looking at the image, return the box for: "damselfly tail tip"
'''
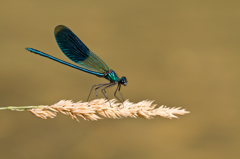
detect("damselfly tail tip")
[25,47,34,52]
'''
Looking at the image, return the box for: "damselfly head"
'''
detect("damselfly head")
[119,77,127,86]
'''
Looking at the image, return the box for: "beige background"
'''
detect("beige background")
[1,0,240,159]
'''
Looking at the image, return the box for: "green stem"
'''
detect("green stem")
[0,106,43,111]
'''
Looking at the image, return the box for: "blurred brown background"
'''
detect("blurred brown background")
[0,0,240,159]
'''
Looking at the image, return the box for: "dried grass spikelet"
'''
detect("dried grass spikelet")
[28,99,190,121]
[29,107,57,119]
